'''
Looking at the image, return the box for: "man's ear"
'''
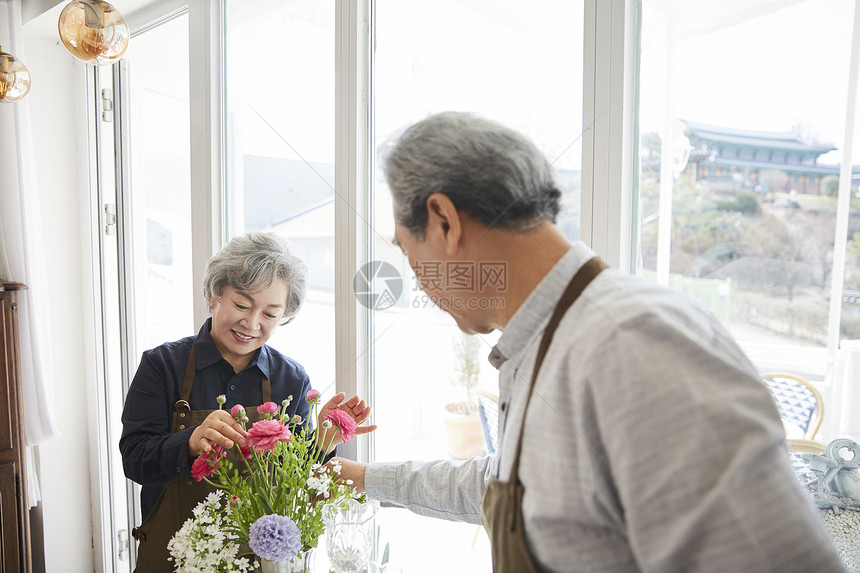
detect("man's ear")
[425,193,462,255]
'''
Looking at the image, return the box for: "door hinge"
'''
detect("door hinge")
[101,88,113,122]
[105,203,117,236]
[117,528,129,561]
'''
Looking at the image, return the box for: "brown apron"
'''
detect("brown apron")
[131,347,271,573]
[481,256,608,573]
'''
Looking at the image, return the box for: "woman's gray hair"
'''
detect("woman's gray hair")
[384,111,561,239]
[202,232,308,325]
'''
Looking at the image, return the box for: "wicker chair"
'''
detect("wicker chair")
[761,372,824,440]
[762,372,825,475]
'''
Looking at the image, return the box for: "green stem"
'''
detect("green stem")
[323,429,338,457]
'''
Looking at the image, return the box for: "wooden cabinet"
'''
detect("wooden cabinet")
[0,283,32,573]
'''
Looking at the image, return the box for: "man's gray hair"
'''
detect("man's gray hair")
[202,232,308,325]
[384,111,561,238]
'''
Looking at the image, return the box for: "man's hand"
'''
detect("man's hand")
[188,410,248,456]
[331,456,368,493]
[318,392,378,453]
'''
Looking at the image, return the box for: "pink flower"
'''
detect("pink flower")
[257,401,278,415]
[230,404,245,418]
[191,446,225,482]
[324,410,357,442]
[246,419,292,453]
[305,389,320,404]
[239,444,253,460]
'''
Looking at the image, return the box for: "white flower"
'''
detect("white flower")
[307,474,332,493]
[168,490,253,573]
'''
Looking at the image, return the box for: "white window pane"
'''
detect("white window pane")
[635,0,854,438]
[373,2,584,570]
[225,0,336,392]
[124,14,194,352]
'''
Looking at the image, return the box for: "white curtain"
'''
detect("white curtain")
[0,0,60,507]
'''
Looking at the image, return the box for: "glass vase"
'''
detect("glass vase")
[259,548,315,573]
[323,499,378,573]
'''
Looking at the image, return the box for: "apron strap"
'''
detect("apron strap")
[175,346,272,411]
[508,256,608,482]
[262,376,271,403]
[179,347,197,401]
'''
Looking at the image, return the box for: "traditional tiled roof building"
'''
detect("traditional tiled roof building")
[681,120,842,194]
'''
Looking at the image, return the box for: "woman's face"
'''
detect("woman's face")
[209,280,289,371]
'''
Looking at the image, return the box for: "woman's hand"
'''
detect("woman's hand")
[188,410,248,456]
[317,392,377,453]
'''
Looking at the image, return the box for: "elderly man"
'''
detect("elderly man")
[337,112,844,572]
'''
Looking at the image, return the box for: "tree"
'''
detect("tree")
[801,211,836,288]
[716,192,759,215]
[821,175,839,198]
[743,212,809,301]
[450,332,481,414]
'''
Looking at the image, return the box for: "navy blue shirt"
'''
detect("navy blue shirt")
[119,318,312,521]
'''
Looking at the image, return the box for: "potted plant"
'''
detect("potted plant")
[443,332,486,459]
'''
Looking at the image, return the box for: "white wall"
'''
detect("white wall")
[24,13,96,573]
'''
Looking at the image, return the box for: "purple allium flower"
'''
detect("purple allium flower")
[248,514,301,562]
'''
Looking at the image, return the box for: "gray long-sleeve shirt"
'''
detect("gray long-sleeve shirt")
[366,242,845,572]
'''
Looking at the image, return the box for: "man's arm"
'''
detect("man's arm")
[335,455,492,525]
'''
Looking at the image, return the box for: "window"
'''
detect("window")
[370,1,584,570]
[224,0,337,392]
[634,0,859,441]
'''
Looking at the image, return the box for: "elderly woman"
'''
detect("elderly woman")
[120,232,373,572]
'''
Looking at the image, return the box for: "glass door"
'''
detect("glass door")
[118,14,194,353]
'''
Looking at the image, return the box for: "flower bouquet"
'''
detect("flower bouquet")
[168,390,366,573]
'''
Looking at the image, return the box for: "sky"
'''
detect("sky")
[223,0,857,171]
[640,0,856,165]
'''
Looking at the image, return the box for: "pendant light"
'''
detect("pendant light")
[0,45,30,103]
[58,0,129,66]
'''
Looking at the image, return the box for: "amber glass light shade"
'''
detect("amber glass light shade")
[58,0,129,65]
[0,48,31,103]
